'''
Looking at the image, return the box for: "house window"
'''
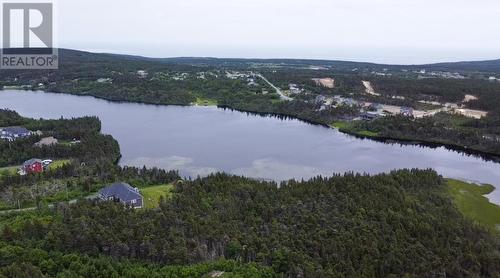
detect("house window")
[131,199,137,204]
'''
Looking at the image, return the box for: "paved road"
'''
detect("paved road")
[256,74,293,101]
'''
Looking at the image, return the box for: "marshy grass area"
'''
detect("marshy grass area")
[447,179,500,232]
[330,121,380,137]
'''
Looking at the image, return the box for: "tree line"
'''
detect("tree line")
[2,169,499,277]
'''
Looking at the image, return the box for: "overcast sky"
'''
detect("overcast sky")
[57,0,500,64]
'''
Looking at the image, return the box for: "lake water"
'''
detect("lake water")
[2,90,500,204]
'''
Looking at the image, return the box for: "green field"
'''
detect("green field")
[330,121,350,130]
[0,166,19,177]
[446,179,500,232]
[140,184,174,209]
[193,97,218,106]
[330,121,380,137]
[47,159,71,170]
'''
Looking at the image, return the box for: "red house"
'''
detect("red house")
[23,159,44,174]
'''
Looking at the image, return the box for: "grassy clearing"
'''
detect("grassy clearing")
[330,121,350,130]
[193,97,218,106]
[357,130,380,137]
[446,179,500,232]
[0,166,19,177]
[41,189,87,204]
[330,121,380,137]
[58,140,73,146]
[140,184,174,209]
[47,159,71,171]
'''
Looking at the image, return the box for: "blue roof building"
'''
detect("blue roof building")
[98,182,143,209]
[0,126,31,141]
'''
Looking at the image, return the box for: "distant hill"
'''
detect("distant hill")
[157,57,500,73]
[421,59,500,72]
[6,48,500,73]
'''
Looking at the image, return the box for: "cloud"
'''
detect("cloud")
[123,155,194,169]
[59,0,500,64]
[231,158,326,181]
[120,155,218,178]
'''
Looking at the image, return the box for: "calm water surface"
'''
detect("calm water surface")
[2,90,500,204]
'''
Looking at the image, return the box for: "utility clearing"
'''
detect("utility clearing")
[362,81,380,96]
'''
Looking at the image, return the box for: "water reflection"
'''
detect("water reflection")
[1,90,499,204]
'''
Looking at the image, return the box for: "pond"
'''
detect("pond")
[1,90,500,203]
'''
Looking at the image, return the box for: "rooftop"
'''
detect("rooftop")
[1,126,29,135]
[23,158,43,166]
[99,182,142,202]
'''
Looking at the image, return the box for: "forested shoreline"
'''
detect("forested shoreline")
[2,49,500,157]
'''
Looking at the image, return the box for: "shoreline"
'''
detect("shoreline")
[1,88,499,205]
[3,88,500,164]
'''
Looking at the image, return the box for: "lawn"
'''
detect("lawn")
[193,97,218,106]
[330,121,380,137]
[48,159,71,170]
[446,179,500,232]
[330,121,350,130]
[0,165,19,177]
[140,184,174,209]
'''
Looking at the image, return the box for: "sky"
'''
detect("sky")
[55,0,500,64]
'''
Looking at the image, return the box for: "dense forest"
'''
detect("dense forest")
[2,170,499,277]
[0,244,276,277]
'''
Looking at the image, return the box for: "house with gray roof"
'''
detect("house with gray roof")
[98,182,143,209]
[0,126,31,141]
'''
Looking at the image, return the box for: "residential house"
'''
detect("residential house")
[334,96,358,107]
[137,70,148,78]
[22,159,44,174]
[98,182,144,209]
[315,95,327,104]
[361,111,383,121]
[1,126,31,141]
[288,84,302,94]
[400,107,414,117]
[247,78,258,87]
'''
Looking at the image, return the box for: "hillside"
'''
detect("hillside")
[2,170,499,277]
[3,48,498,73]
